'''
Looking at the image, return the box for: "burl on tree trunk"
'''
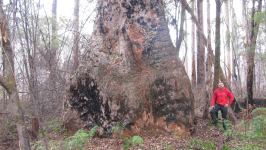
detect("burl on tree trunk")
[64,0,194,136]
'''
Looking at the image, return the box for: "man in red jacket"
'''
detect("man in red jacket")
[210,81,234,129]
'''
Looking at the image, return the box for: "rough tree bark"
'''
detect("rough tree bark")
[246,0,262,105]
[65,0,194,136]
[0,2,31,149]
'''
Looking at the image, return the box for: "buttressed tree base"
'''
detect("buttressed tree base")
[65,0,194,136]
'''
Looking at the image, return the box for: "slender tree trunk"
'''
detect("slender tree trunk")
[49,0,58,102]
[246,0,262,105]
[0,2,31,149]
[225,0,231,84]
[191,0,196,87]
[196,0,205,86]
[204,0,213,118]
[72,0,80,72]
[176,3,185,56]
[213,0,222,90]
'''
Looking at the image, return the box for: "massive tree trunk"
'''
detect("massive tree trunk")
[246,0,262,105]
[66,0,194,136]
[0,2,31,149]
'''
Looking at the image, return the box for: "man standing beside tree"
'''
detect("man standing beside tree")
[209,81,234,130]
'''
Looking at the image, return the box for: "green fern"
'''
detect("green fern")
[64,126,98,150]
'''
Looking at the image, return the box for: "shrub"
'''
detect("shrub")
[123,135,144,150]
[32,126,98,150]
[46,119,65,134]
[251,115,266,137]
[252,108,266,118]
[111,122,124,137]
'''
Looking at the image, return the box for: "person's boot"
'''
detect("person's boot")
[212,120,218,126]
[222,120,227,130]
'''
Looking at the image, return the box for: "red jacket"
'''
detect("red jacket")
[211,87,234,107]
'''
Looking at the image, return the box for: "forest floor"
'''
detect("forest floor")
[1,108,266,150]
[86,117,266,150]
[84,118,225,150]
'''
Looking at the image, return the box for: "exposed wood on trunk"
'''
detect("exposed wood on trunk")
[66,0,195,135]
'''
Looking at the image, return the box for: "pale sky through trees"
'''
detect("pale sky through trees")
[42,0,245,80]
[1,0,253,81]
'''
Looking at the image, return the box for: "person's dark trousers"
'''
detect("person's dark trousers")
[210,104,228,129]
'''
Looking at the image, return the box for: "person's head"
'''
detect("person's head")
[218,80,224,88]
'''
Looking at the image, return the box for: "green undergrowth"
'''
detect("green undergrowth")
[228,108,266,149]
[123,135,144,150]
[196,108,266,150]
[251,107,266,117]
[189,138,231,150]
[32,127,98,150]
[63,127,98,150]
[46,118,66,134]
